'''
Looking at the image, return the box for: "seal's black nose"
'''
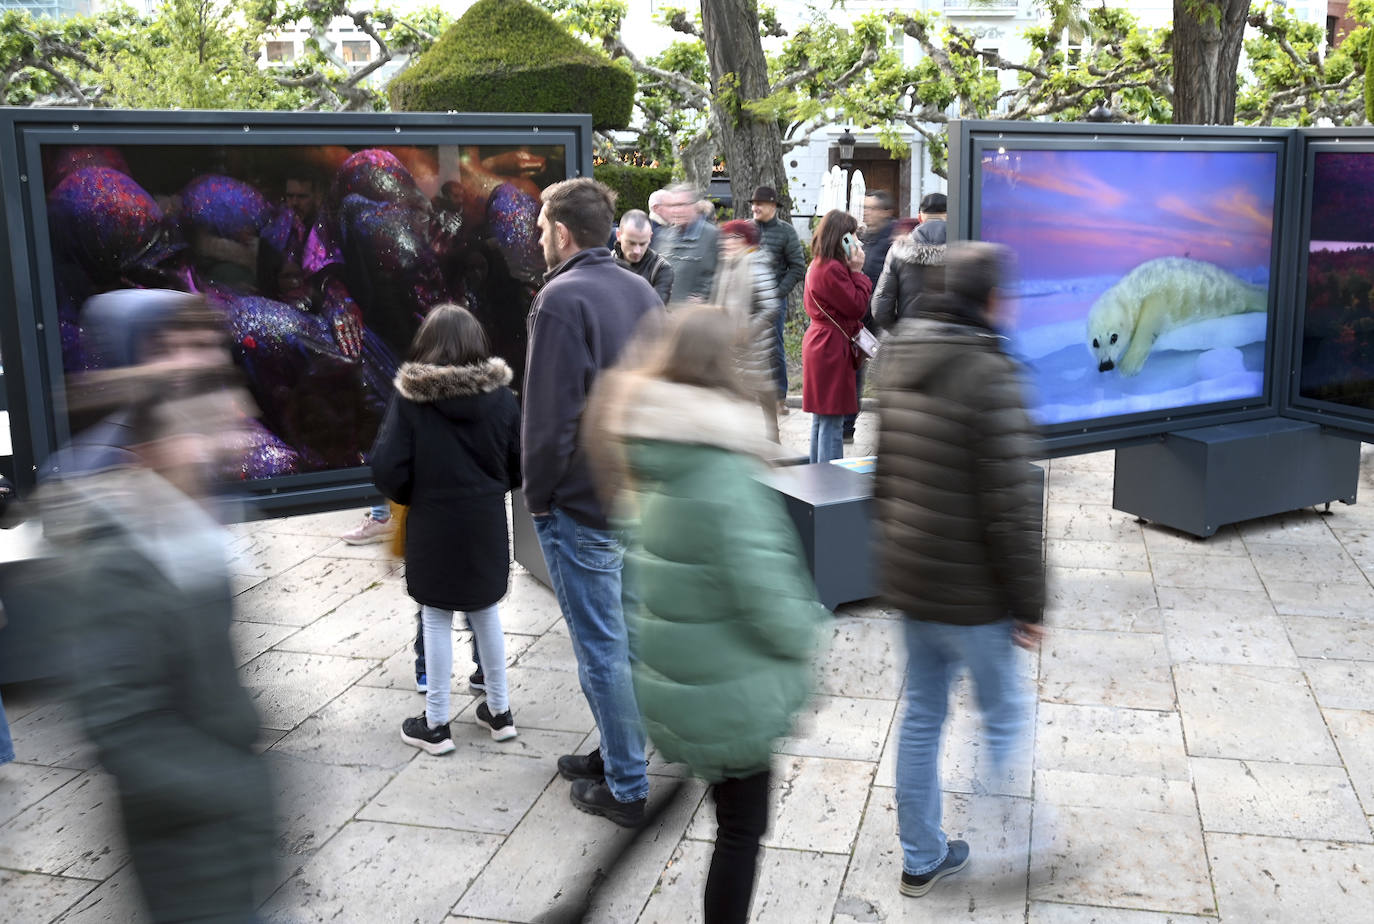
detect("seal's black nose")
[1099,360,1115,372]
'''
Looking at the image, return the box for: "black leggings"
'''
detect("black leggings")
[704,769,772,924]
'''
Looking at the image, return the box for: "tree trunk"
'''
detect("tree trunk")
[1172,0,1249,124]
[700,0,788,218]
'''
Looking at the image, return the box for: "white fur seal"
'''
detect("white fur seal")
[1086,257,1266,376]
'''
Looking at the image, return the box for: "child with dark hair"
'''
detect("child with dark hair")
[370,303,523,751]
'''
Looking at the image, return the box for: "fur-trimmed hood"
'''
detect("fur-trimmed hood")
[888,227,946,268]
[395,358,513,403]
[606,377,780,460]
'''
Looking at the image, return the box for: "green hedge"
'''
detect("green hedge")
[388,0,635,130]
[594,163,674,218]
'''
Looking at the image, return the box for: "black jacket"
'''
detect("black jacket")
[522,247,663,528]
[752,215,806,301]
[371,358,521,611]
[872,219,947,330]
[614,243,674,305]
[874,311,1044,625]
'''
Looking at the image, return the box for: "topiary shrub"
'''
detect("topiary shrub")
[593,163,674,218]
[388,0,635,130]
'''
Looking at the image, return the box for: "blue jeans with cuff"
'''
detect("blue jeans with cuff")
[809,413,845,464]
[533,506,649,804]
[896,617,1027,875]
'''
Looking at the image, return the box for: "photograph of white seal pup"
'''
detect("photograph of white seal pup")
[1086,256,1267,376]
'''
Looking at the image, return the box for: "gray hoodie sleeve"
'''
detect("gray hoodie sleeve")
[872,248,901,330]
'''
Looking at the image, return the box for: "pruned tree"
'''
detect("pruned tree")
[1242,0,1373,126]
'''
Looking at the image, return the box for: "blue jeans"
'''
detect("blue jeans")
[896,618,1027,875]
[809,414,845,464]
[421,603,506,724]
[772,306,788,397]
[0,688,13,765]
[533,507,649,803]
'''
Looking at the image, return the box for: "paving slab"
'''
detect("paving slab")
[453,776,705,922]
[1191,756,1371,842]
[813,615,904,701]
[1034,702,1189,781]
[1173,663,1338,765]
[358,744,562,836]
[1324,708,1374,815]
[0,869,98,923]
[1029,802,1214,915]
[1161,608,1299,668]
[834,786,1031,924]
[274,579,419,659]
[686,755,874,854]
[1148,552,1264,591]
[1263,579,1374,619]
[0,761,81,826]
[1045,538,1151,573]
[1246,542,1367,585]
[233,555,398,627]
[1207,833,1374,923]
[271,684,460,769]
[266,754,395,864]
[1038,629,1174,710]
[0,771,128,879]
[1281,613,1374,661]
[260,820,503,923]
[1141,523,1248,558]
[637,840,848,924]
[53,865,149,924]
[7,700,99,770]
[239,650,376,731]
[1043,567,1161,633]
[776,694,895,763]
[1045,503,1145,543]
[1300,657,1374,710]
[225,531,338,579]
[1027,903,1219,922]
[1234,510,1342,547]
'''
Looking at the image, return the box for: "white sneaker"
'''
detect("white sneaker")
[340,514,392,546]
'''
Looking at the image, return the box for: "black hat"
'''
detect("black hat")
[919,192,948,214]
[750,186,779,204]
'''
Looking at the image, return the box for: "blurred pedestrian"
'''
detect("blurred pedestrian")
[802,209,872,464]
[872,192,948,330]
[874,242,1045,899]
[38,289,275,923]
[749,186,806,417]
[523,177,663,826]
[585,306,826,924]
[371,303,522,751]
[656,183,718,302]
[0,678,13,771]
[846,190,897,443]
[710,219,783,440]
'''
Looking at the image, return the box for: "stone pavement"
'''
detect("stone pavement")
[3,409,1374,923]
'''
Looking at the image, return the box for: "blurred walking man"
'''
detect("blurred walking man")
[874,242,1046,898]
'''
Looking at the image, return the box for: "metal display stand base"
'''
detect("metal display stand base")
[511,490,552,588]
[1112,418,1361,538]
[756,463,877,610]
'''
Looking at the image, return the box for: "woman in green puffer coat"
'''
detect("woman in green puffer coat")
[585,306,828,924]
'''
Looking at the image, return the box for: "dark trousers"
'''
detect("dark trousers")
[844,362,865,436]
[704,768,772,924]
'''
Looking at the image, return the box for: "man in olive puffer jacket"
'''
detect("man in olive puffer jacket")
[874,241,1045,900]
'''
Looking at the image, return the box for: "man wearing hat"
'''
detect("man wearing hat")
[750,186,806,416]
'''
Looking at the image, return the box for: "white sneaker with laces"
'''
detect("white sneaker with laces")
[340,514,392,546]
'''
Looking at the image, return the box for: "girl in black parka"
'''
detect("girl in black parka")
[370,304,522,751]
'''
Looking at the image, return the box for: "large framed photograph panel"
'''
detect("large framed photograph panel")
[0,109,592,511]
[949,121,1295,456]
[1284,131,1374,438]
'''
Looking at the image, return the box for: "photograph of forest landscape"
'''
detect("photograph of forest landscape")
[1303,151,1374,409]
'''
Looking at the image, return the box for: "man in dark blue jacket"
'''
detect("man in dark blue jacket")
[523,177,664,827]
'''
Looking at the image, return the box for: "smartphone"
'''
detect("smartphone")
[842,232,858,259]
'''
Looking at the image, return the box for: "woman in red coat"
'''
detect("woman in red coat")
[802,210,873,463]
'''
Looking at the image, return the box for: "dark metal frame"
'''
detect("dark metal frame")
[948,119,1301,457]
[1281,129,1374,438]
[0,108,593,514]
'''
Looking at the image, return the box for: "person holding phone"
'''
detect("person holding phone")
[801,210,873,463]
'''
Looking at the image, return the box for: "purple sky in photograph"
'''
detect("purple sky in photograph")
[979,148,1277,280]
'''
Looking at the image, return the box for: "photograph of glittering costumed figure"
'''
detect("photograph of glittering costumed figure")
[977,147,1278,427]
[1300,151,1374,411]
[42,141,564,479]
